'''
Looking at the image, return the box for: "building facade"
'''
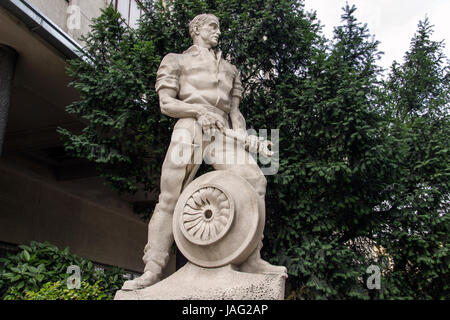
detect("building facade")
[0,0,166,274]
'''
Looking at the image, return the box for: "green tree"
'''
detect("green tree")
[59,0,322,217]
[266,4,397,299]
[380,18,449,299]
[58,8,165,207]
[60,1,449,299]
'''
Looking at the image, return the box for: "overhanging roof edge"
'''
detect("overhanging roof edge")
[0,0,84,59]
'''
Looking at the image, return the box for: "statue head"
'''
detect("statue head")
[189,13,221,49]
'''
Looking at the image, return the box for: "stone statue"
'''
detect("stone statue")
[120,13,287,295]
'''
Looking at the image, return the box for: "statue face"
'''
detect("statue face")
[196,18,221,48]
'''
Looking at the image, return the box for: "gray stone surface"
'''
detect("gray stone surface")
[115,262,286,300]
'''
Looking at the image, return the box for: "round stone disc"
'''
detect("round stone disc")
[173,170,263,268]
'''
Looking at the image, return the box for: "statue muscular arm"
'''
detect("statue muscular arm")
[228,65,247,133]
[228,69,266,153]
[158,87,206,119]
[229,95,260,152]
[158,88,223,137]
[229,96,246,132]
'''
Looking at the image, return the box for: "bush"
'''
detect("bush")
[17,281,108,300]
[0,241,126,300]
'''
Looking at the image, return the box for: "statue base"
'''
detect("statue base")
[114,262,286,300]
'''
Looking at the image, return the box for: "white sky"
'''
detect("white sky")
[303,0,450,72]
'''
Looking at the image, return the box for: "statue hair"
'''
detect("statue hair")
[189,13,219,40]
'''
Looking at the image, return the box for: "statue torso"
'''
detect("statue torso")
[156,45,242,115]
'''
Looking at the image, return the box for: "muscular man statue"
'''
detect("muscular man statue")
[122,13,287,291]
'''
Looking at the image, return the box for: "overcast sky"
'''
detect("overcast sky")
[303,0,450,73]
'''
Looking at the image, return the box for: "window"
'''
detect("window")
[114,0,143,28]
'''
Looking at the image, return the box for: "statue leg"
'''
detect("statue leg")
[235,169,287,277]
[213,148,287,277]
[122,119,201,291]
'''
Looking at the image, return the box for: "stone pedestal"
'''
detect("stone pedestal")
[114,262,286,300]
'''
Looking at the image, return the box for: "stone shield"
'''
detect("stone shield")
[173,170,263,268]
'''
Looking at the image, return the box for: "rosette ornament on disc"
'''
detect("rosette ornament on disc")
[173,170,263,268]
[181,186,235,246]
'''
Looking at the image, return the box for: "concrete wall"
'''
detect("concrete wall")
[26,0,109,45]
[67,0,110,44]
[0,1,179,275]
[27,0,70,32]
[0,156,148,272]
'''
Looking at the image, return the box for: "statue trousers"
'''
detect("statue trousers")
[142,117,267,274]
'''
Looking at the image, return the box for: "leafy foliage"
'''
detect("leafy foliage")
[60,0,449,299]
[58,7,166,203]
[263,4,396,299]
[0,241,126,300]
[379,18,449,299]
[7,281,108,301]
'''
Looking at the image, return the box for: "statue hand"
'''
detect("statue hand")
[245,135,264,153]
[245,135,274,157]
[258,139,274,158]
[197,112,225,136]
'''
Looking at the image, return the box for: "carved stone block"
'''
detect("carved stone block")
[115,262,286,300]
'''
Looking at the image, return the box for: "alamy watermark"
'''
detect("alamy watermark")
[66,265,81,289]
[169,123,279,175]
[366,265,381,290]
[65,265,139,289]
[67,5,81,31]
